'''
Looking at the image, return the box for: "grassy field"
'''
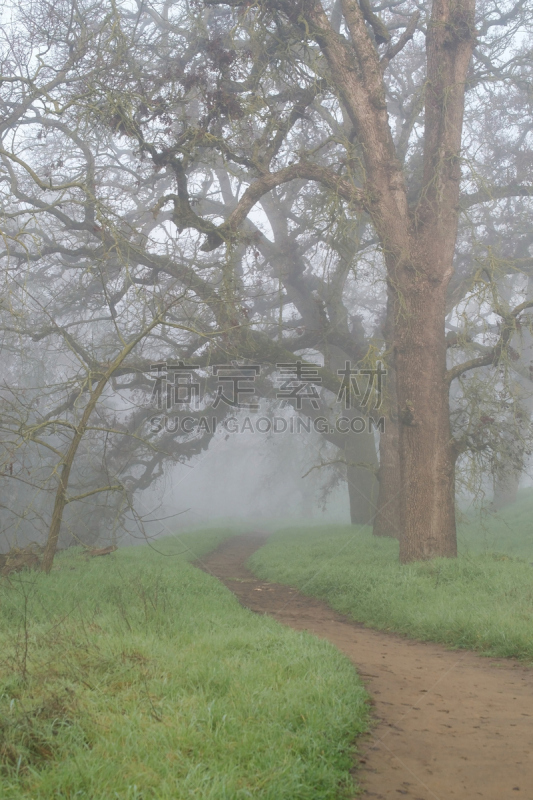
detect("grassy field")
[0,527,369,799]
[249,499,533,662]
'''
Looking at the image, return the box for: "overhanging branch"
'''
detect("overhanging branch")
[446,299,533,383]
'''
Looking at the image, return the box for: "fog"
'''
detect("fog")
[135,424,351,545]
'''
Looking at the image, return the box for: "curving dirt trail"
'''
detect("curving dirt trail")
[198,532,533,800]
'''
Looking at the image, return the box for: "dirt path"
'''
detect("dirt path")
[198,532,533,800]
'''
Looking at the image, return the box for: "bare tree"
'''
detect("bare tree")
[189,0,533,559]
[2,0,532,564]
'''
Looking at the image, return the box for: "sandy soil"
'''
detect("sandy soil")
[198,531,533,800]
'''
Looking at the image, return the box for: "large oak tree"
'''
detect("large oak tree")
[195,0,533,560]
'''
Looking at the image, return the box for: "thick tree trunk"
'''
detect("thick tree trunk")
[393,0,475,561]
[395,285,457,561]
[308,0,473,561]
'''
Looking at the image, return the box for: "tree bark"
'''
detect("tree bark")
[395,0,475,560]
[395,283,457,560]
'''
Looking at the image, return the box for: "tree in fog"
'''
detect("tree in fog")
[182,0,533,559]
[2,0,533,565]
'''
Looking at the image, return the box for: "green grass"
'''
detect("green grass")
[0,527,369,799]
[249,519,533,663]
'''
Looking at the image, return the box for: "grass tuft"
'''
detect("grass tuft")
[0,526,369,799]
